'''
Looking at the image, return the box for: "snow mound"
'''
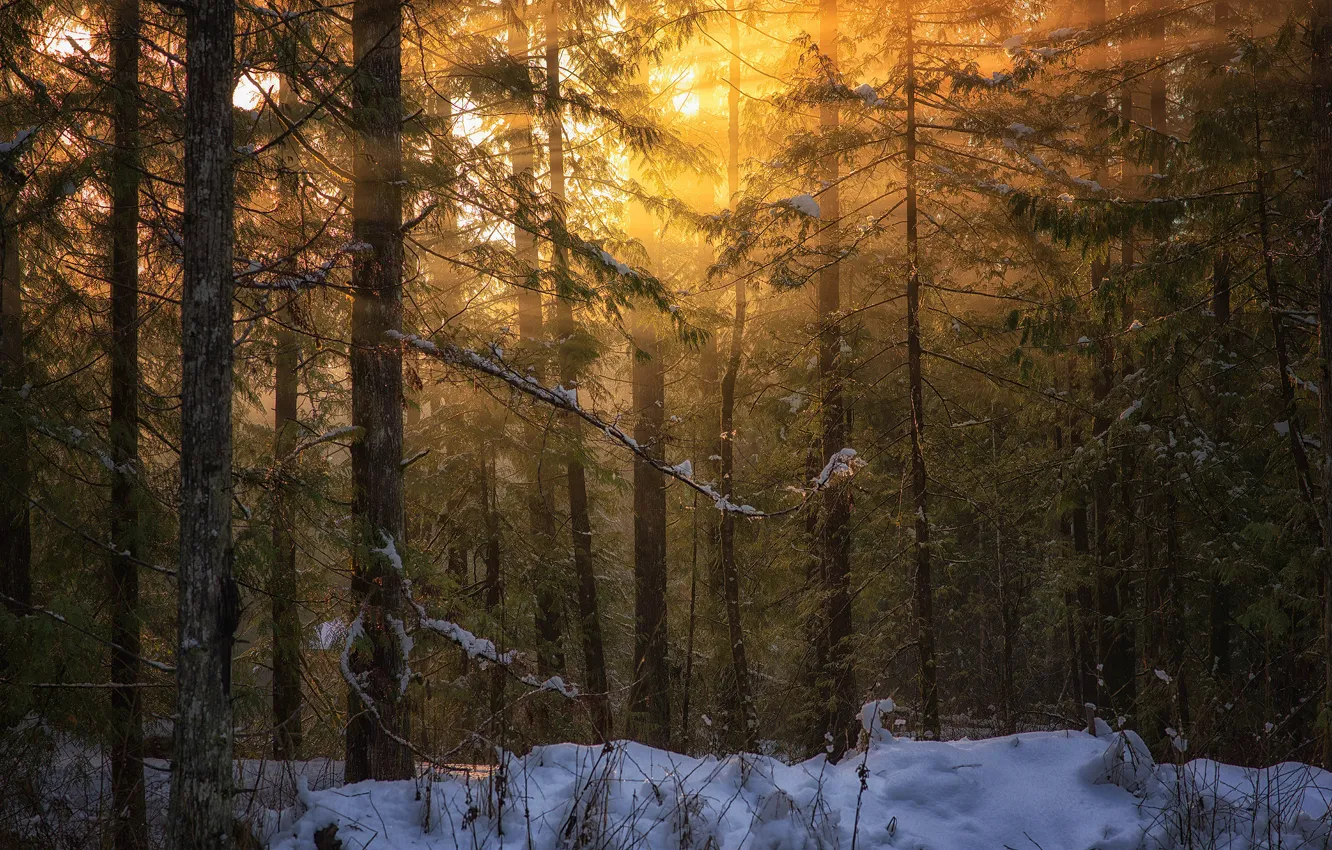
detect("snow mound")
[264,723,1332,850]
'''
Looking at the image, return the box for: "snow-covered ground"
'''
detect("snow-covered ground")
[0,730,344,848]
[269,712,1332,850]
[10,704,1332,849]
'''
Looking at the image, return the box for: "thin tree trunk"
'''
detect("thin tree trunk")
[483,451,502,612]
[1086,0,1134,721]
[1164,471,1189,747]
[1207,0,1235,682]
[992,429,1016,736]
[802,444,828,752]
[1092,314,1132,715]
[481,448,505,745]
[815,0,857,761]
[1311,0,1332,768]
[1072,485,1097,706]
[344,0,411,782]
[1209,251,1233,678]
[508,0,563,678]
[717,0,754,748]
[1063,366,1097,707]
[904,1,939,742]
[546,0,609,739]
[0,149,30,615]
[109,0,148,842]
[629,318,670,747]
[1119,0,1134,269]
[167,0,239,839]
[1055,417,1082,706]
[682,487,698,751]
[1150,0,1167,172]
[700,329,720,625]
[271,63,303,761]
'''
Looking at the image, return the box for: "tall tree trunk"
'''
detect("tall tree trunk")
[717,0,755,748]
[1111,0,1142,731]
[108,0,148,844]
[481,448,506,742]
[1092,304,1133,716]
[546,0,609,739]
[1311,0,1332,768]
[0,153,30,615]
[1205,4,1234,684]
[1208,253,1233,678]
[483,451,502,612]
[1064,368,1097,707]
[167,0,239,839]
[509,0,563,677]
[904,1,939,742]
[1072,476,1097,705]
[815,0,857,761]
[802,445,829,751]
[1164,466,1190,749]
[1086,0,1134,721]
[1055,417,1082,706]
[628,318,670,747]
[271,61,303,761]
[344,0,412,782]
[1119,0,1134,270]
[1150,0,1167,172]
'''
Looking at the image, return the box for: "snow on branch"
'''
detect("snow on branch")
[415,614,516,666]
[814,447,865,488]
[0,126,37,156]
[774,194,821,217]
[338,605,374,712]
[388,332,865,518]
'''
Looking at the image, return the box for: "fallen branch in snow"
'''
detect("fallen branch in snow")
[389,332,865,518]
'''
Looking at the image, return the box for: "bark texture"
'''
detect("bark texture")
[1312,0,1332,768]
[546,0,610,740]
[109,0,149,842]
[628,319,670,747]
[0,134,30,614]
[344,0,412,782]
[271,63,303,761]
[507,0,564,679]
[814,0,857,760]
[167,0,239,841]
[904,0,939,741]
[717,0,754,748]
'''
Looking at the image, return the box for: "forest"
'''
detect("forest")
[4,0,1332,847]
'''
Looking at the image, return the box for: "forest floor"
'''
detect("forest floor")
[10,706,1332,850]
[265,725,1332,850]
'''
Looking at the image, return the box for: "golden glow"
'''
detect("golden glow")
[234,72,280,110]
[672,90,700,117]
[43,22,92,57]
[652,66,702,117]
[455,97,487,146]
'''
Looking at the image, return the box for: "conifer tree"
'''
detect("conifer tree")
[107,0,148,841]
[168,0,240,839]
[344,0,412,781]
